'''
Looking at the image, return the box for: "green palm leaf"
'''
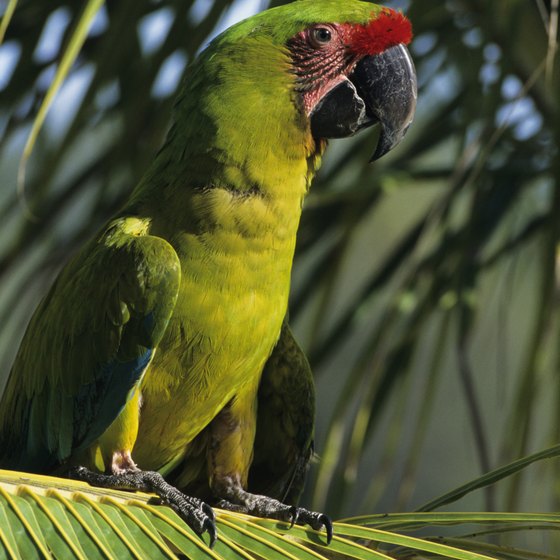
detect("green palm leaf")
[4,469,558,560]
[0,470,389,559]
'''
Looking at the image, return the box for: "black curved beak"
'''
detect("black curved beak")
[310,44,417,161]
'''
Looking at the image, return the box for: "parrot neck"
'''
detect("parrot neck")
[129,40,325,238]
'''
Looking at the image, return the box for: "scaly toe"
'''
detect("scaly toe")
[66,466,217,544]
[202,502,216,521]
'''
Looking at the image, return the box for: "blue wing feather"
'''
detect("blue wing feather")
[75,348,153,452]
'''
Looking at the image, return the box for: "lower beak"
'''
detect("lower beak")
[310,44,417,161]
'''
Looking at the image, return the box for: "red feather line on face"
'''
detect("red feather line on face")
[344,9,413,57]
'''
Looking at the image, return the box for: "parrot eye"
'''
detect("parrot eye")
[310,27,333,47]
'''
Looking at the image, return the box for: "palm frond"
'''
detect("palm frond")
[3,469,558,559]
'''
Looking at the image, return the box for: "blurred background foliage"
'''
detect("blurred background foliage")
[0,0,559,551]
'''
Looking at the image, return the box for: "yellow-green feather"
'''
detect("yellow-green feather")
[124,25,324,476]
[1,1,381,497]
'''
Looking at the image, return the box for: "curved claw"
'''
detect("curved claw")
[288,505,298,528]
[320,514,334,545]
[294,508,334,544]
[204,518,218,549]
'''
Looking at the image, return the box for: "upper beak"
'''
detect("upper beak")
[310,44,417,161]
[352,44,417,160]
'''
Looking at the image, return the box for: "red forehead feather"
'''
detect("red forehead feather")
[344,9,413,57]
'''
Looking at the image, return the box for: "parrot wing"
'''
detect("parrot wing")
[0,217,181,472]
[249,321,315,504]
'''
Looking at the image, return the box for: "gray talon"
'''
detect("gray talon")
[204,518,218,548]
[289,505,298,528]
[321,514,333,544]
[294,508,334,543]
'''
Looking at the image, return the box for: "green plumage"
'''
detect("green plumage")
[250,321,315,503]
[0,0,387,505]
[0,216,180,472]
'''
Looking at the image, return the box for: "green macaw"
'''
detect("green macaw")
[0,0,416,544]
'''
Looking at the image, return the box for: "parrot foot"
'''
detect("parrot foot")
[67,466,217,547]
[293,507,333,544]
[215,482,332,544]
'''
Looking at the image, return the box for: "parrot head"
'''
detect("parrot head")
[210,0,417,162]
